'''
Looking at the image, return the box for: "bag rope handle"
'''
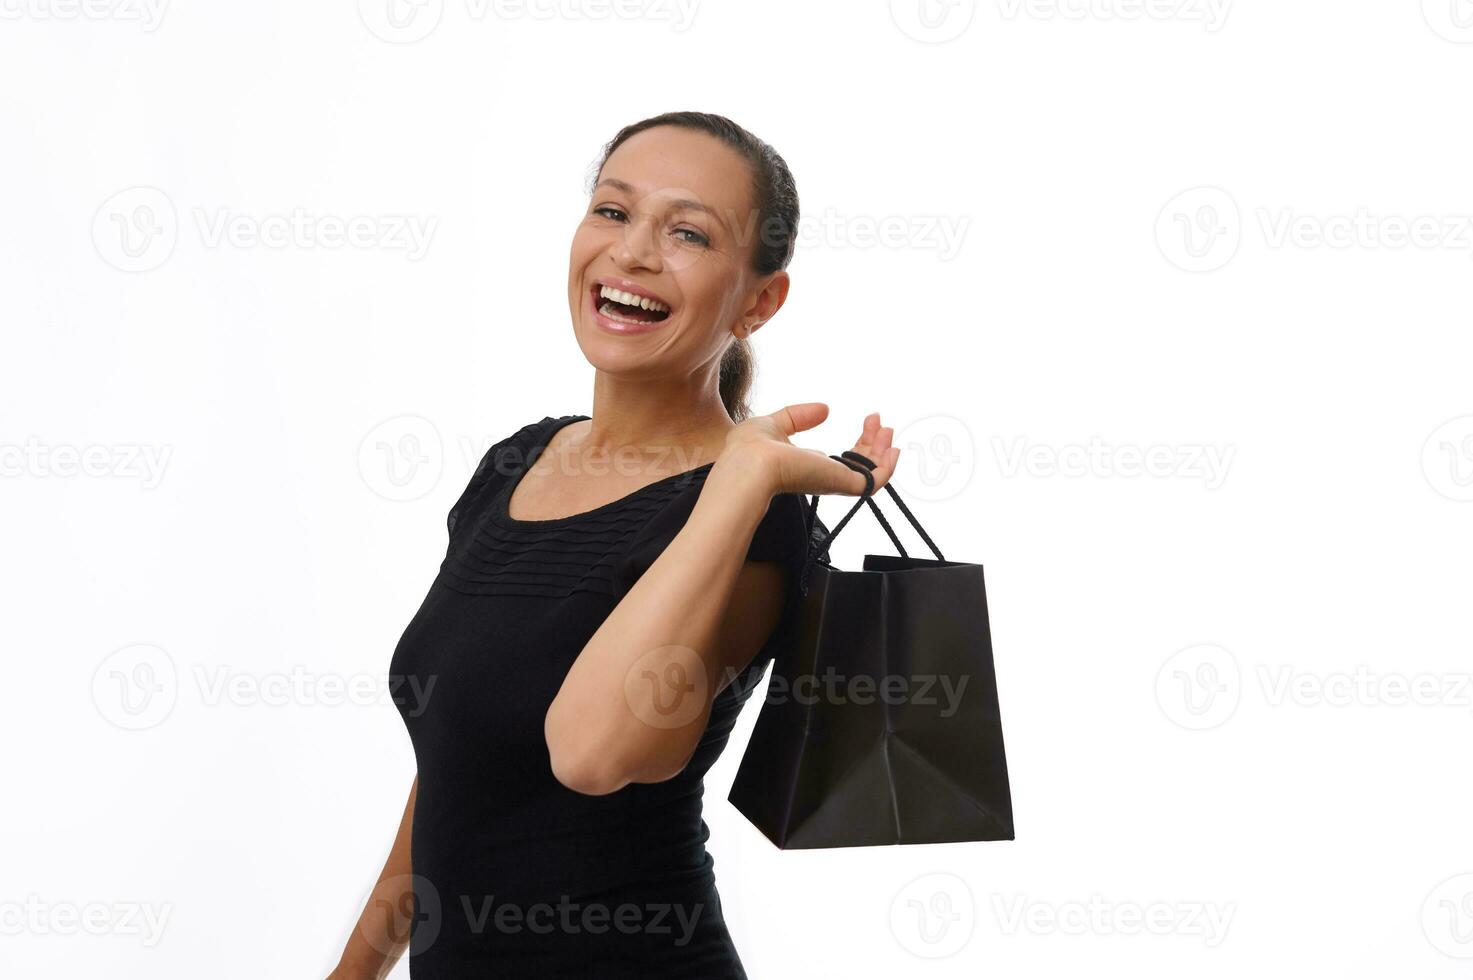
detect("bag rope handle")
[798,451,946,596]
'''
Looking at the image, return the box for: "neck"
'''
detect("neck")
[577,370,737,472]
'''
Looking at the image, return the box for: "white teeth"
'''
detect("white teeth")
[599,285,669,314]
[599,301,658,325]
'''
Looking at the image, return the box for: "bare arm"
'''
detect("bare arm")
[544,405,899,796]
[329,776,417,980]
[544,450,778,795]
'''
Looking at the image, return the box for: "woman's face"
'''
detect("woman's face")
[567,125,784,383]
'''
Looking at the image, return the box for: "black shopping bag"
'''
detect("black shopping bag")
[728,451,1014,849]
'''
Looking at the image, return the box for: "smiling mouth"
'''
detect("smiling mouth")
[592,284,672,325]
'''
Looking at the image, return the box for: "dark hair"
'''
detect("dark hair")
[589,111,800,423]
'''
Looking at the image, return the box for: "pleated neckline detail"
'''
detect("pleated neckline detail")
[438,415,716,599]
[493,415,716,528]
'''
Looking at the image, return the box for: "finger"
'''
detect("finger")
[829,457,873,496]
[846,421,898,489]
[873,426,894,462]
[799,447,871,495]
[771,402,829,437]
[798,446,869,495]
[865,426,894,484]
[850,419,890,468]
[872,444,901,491]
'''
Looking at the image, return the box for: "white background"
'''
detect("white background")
[4,1,1473,977]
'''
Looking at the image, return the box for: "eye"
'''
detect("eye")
[593,205,627,221]
[673,226,710,247]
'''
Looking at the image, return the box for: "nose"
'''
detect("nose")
[611,213,665,273]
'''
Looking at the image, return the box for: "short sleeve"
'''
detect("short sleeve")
[445,416,553,546]
[746,492,811,567]
[612,487,814,707]
[746,492,816,614]
[612,487,813,600]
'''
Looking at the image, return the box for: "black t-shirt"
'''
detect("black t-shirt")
[389,414,810,978]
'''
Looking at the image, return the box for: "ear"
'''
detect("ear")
[738,270,790,339]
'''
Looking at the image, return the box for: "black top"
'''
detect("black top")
[389,414,810,978]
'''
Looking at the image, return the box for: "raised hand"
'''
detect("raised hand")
[722,402,900,499]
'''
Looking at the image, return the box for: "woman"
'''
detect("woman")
[329,111,900,978]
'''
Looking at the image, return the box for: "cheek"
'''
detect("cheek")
[569,220,612,263]
[699,290,738,330]
[679,296,740,354]
[568,226,594,268]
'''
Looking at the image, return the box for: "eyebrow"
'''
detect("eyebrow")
[594,178,721,222]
